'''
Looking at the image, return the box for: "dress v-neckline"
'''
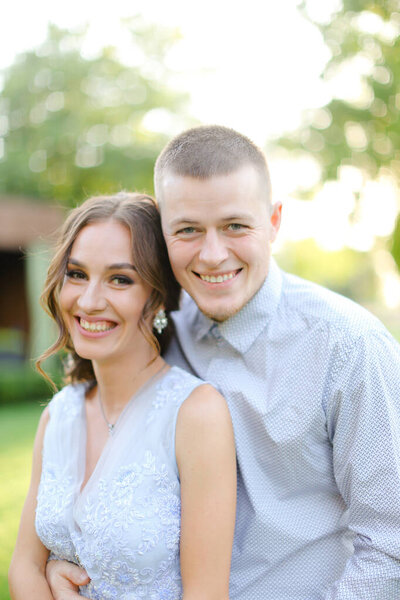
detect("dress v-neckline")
[76,364,170,499]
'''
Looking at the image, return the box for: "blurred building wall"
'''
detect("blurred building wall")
[0,197,64,362]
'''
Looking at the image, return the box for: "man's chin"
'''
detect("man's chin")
[196,301,241,323]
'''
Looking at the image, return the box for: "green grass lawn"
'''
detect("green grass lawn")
[0,402,44,600]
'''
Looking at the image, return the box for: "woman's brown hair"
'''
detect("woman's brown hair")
[37,192,180,389]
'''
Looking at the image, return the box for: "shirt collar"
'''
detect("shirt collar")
[193,258,283,353]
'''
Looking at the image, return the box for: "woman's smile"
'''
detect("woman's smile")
[75,316,119,336]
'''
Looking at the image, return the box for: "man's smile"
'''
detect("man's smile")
[194,269,242,284]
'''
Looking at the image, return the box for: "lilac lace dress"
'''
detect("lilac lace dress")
[35,366,204,600]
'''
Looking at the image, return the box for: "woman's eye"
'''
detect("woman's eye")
[66,269,86,280]
[110,275,133,286]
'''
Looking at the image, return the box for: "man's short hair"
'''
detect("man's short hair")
[154,125,272,204]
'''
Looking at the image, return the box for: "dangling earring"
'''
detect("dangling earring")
[153,308,168,334]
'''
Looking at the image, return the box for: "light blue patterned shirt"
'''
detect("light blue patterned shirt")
[166,258,400,600]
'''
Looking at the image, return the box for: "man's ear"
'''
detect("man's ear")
[270,202,282,242]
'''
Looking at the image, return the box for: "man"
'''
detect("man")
[46,125,400,599]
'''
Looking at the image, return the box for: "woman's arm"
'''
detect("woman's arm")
[176,384,237,600]
[8,407,54,599]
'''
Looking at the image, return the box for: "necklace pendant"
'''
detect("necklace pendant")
[108,423,115,436]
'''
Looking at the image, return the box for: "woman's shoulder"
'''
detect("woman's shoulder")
[175,383,235,473]
[178,383,231,430]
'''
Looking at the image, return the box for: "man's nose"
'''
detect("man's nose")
[198,230,229,265]
[76,281,107,313]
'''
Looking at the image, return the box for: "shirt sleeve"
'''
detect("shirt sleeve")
[324,327,400,599]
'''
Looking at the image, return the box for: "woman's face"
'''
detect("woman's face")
[59,220,153,366]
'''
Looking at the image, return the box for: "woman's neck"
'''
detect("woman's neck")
[91,349,166,421]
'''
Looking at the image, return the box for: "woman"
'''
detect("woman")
[9,192,236,600]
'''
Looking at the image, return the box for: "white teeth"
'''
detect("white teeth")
[80,318,115,332]
[200,272,236,283]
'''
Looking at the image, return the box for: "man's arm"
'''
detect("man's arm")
[46,560,89,600]
[325,327,400,599]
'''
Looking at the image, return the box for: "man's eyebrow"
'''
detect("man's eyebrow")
[168,218,199,228]
[221,214,253,221]
[169,214,253,228]
[68,258,137,271]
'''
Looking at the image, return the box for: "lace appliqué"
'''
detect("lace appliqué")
[36,385,84,562]
[146,369,195,427]
[73,451,182,599]
[35,463,76,562]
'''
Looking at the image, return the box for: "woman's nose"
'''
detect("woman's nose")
[76,281,107,313]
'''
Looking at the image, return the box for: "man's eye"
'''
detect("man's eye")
[227,223,245,231]
[177,227,196,235]
[110,275,133,286]
[66,269,86,280]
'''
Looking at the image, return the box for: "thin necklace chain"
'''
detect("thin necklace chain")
[98,392,115,436]
[97,361,165,436]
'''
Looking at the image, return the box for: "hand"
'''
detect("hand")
[46,559,90,600]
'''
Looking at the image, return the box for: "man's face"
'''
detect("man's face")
[160,165,281,321]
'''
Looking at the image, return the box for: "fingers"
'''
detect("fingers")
[66,565,90,586]
[57,591,85,600]
[46,559,90,599]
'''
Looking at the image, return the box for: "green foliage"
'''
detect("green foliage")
[278,0,400,267]
[0,21,189,206]
[392,209,400,269]
[0,363,57,405]
[0,402,43,599]
[277,239,377,301]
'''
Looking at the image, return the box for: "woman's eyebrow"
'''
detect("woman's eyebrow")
[67,258,85,267]
[108,262,137,271]
[68,258,137,271]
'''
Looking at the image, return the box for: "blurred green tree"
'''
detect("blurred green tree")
[0,19,189,205]
[276,0,400,269]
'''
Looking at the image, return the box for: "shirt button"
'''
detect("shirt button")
[211,325,221,339]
